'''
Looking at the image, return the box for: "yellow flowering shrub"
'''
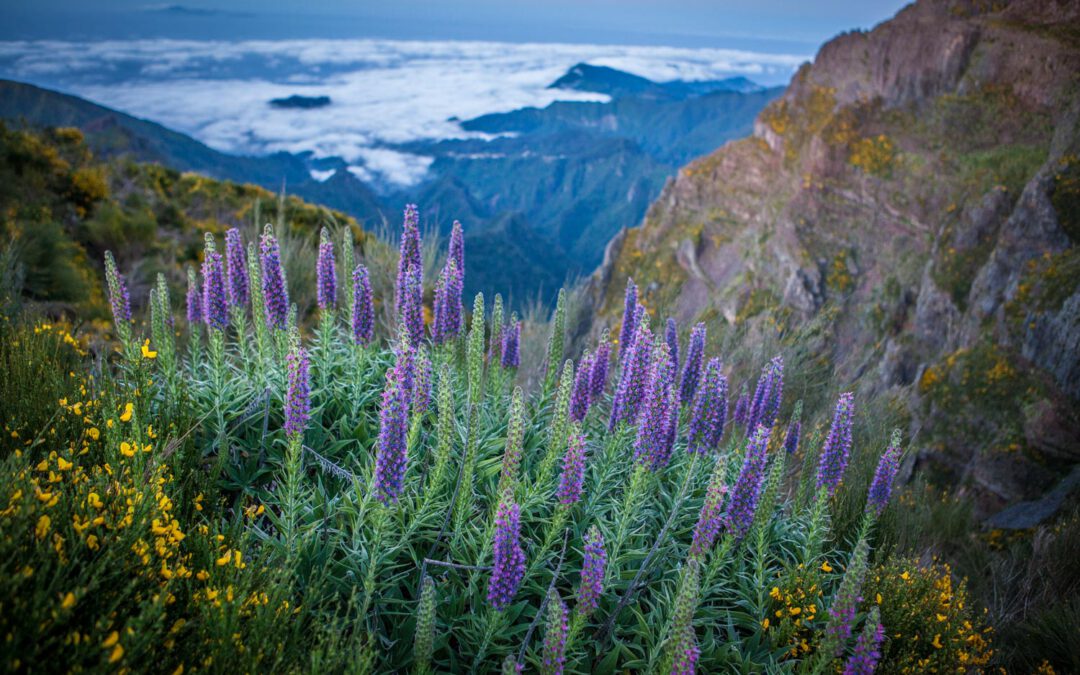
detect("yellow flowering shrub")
[862,557,993,673]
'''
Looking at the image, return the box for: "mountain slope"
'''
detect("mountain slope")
[0,79,386,225]
[582,0,1080,518]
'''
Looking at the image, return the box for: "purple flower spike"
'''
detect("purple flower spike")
[541,591,569,675]
[488,497,526,611]
[201,246,229,331]
[867,430,902,517]
[396,204,422,314]
[316,232,337,310]
[284,346,311,437]
[687,358,728,454]
[501,319,521,369]
[746,356,783,436]
[260,227,289,330]
[665,317,680,373]
[671,631,700,675]
[783,418,801,455]
[732,386,749,427]
[633,341,675,471]
[104,251,131,325]
[413,350,433,416]
[679,323,706,404]
[724,425,770,541]
[589,337,611,403]
[186,268,202,325]
[817,392,855,496]
[448,219,465,277]
[569,353,594,423]
[400,263,424,347]
[690,457,729,558]
[375,356,411,504]
[224,228,249,308]
[557,429,587,506]
[351,264,375,345]
[609,320,653,430]
[843,606,884,675]
[617,278,638,363]
[576,526,606,616]
[432,258,463,345]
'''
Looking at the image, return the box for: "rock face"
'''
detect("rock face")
[581,0,1080,519]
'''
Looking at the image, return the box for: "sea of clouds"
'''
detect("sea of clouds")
[0,39,806,187]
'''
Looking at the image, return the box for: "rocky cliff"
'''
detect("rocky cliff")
[581,0,1080,519]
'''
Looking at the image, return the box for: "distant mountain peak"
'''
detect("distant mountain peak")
[548,62,763,100]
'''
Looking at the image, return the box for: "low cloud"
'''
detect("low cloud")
[0,38,806,186]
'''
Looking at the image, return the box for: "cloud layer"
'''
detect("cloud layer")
[0,38,806,186]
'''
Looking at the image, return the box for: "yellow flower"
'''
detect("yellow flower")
[141,339,157,359]
[88,492,104,509]
[215,551,232,567]
[820,561,833,573]
[87,534,99,551]
[35,515,51,539]
[120,442,135,458]
[88,427,100,440]
[196,570,209,581]
[900,571,911,581]
[119,403,133,423]
[932,634,943,649]
[57,456,73,471]
[109,644,124,663]
[102,631,119,648]
[762,618,770,629]
[876,593,882,605]
[61,592,76,609]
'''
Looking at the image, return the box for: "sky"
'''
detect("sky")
[1,1,911,53]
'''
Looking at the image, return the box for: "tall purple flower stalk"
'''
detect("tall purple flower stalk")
[224,228,249,309]
[679,323,706,404]
[284,346,311,437]
[589,337,611,403]
[576,526,606,616]
[633,341,675,471]
[686,358,728,454]
[541,591,569,675]
[783,418,801,455]
[400,263,424,347]
[432,258,463,344]
[501,320,521,368]
[689,456,729,558]
[569,352,594,423]
[316,232,337,310]
[867,430,902,516]
[413,350,433,415]
[351,264,375,345]
[186,268,202,325]
[396,204,422,314]
[488,497,526,611]
[826,538,869,652]
[746,356,783,435]
[260,227,289,330]
[609,320,652,430]
[843,607,884,675]
[732,386,749,427]
[617,278,638,363]
[448,219,465,275]
[724,425,771,541]
[103,252,131,325]
[557,429,587,506]
[817,392,855,496]
[201,245,229,330]
[665,317,680,372]
[375,356,411,504]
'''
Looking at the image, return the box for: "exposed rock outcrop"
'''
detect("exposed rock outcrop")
[580,0,1080,519]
